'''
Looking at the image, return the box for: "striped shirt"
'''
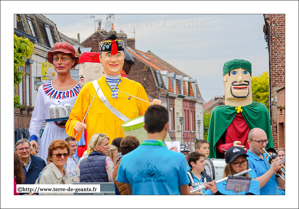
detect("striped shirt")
[105,74,122,98]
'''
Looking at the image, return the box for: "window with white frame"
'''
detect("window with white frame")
[45,25,54,47]
[184,110,186,132]
[19,81,23,105]
[14,14,17,29]
[27,17,36,37]
[25,63,30,106]
[176,112,179,130]
[190,110,193,131]
[155,70,164,88]
[169,110,172,130]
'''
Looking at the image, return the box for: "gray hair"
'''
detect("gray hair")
[15,138,31,150]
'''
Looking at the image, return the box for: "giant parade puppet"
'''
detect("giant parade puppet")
[208,59,274,158]
[29,42,81,162]
[66,34,162,154]
[75,49,134,157]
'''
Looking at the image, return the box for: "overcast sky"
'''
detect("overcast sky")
[45,14,269,102]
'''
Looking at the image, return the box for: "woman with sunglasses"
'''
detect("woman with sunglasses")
[29,42,81,162]
[204,146,260,195]
[79,133,114,182]
[38,140,72,194]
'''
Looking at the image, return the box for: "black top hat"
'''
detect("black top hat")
[225,146,248,164]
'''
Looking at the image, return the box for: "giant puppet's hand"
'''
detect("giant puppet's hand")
[233,141,247,151]
[74,122,87,132]
[150,99,162,106]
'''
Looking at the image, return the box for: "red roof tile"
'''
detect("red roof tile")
[189,82,194,97]
[168,77,173,93]
[183,81,187,95]
[127,48,173,92]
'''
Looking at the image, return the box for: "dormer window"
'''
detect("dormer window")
[45,25,54,47]
[155,70,164,88]
[27,17,36,37]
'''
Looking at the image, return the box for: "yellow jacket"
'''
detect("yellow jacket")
[66,76,149,152]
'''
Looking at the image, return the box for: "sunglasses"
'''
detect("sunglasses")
[52,153,69,158]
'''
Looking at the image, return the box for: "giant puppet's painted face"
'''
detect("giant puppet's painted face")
[99,51,125,76]
[224,68,252,106]
[78,62,104,86]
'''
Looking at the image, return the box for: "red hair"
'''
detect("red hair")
[48,139,70,162]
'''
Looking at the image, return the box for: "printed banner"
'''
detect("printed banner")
[42,62,56,80]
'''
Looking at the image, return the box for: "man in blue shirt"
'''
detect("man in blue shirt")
[246,128,285,195]
[117,105,190,195]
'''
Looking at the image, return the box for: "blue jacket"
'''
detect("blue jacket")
[23,155,46,184]
[80,151,108,182]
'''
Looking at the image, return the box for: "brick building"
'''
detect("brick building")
[127,46,204,150]
[276,87,285,148]
[203,95,225,113]
[263,14,285,149]
[80,21,128,52]
[82,26,204,149]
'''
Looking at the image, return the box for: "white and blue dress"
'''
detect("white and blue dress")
[29,81,81,162]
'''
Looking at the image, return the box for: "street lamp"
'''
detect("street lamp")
[197,120,201,140]
[179,116,184,145]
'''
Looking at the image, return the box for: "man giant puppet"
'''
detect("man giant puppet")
[66,34,161,153]
[208,59,273,158]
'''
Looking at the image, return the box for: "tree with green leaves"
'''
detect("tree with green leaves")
[203,109,211,140]
[251,72,269,109]
[14,34,34,107]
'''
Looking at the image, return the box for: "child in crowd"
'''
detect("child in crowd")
[194,139,215,180]
[187,152,212,195]
[195,140,209,158]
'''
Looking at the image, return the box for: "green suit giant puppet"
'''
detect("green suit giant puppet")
[208,59,273,158]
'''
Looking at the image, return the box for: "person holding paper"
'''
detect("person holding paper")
[205,146,260,195]
[66,34,161,153]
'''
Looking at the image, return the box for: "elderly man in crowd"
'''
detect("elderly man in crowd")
[15,139,46,184]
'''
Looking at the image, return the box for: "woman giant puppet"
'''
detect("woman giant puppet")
[29,42,81,162]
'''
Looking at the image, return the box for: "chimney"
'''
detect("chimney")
[77,33,80,44]
[97,20,102,31]
[127,38,135,50]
